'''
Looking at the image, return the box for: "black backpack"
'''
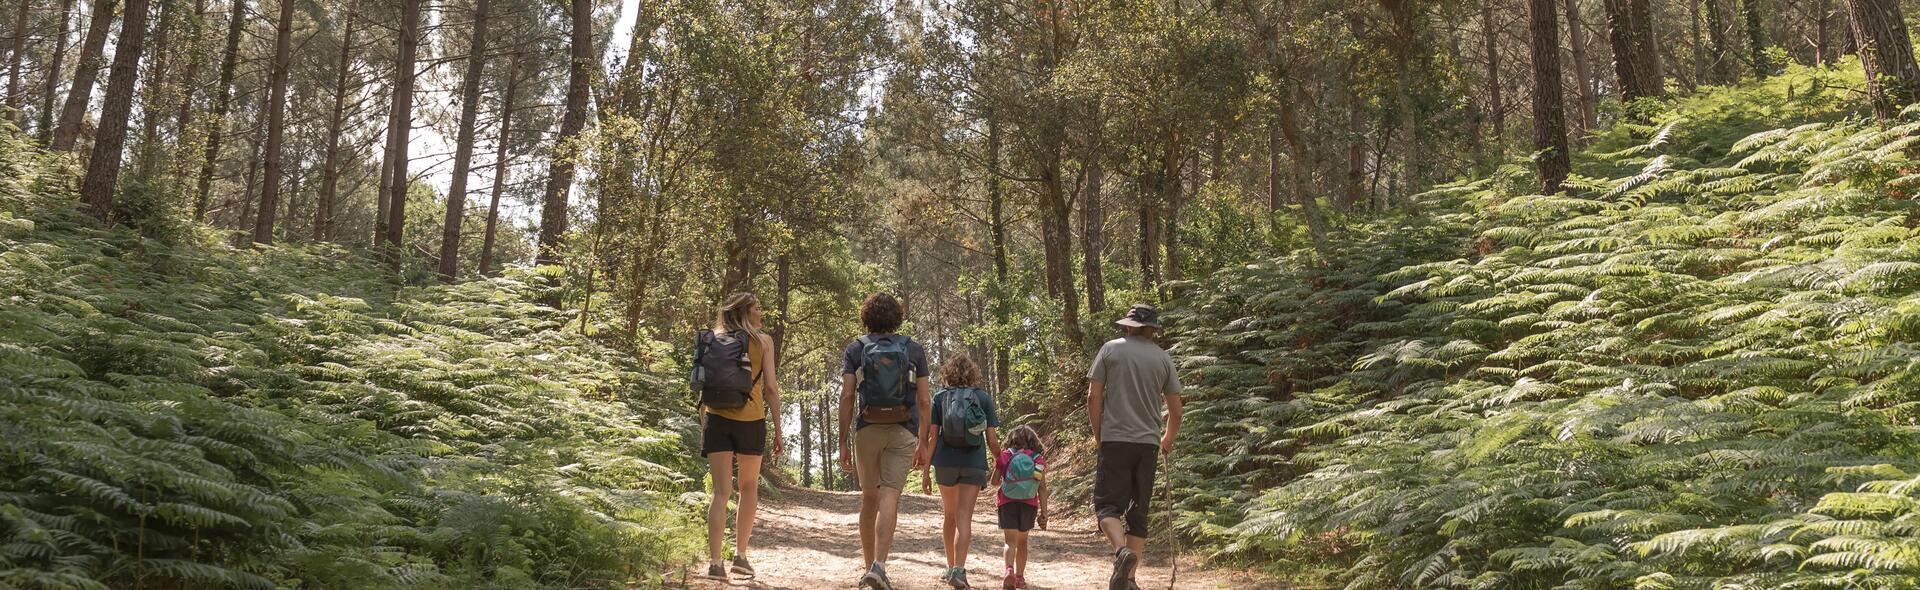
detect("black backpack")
[691,330,758,410]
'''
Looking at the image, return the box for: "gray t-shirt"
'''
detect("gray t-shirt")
[1087,335,1183,446]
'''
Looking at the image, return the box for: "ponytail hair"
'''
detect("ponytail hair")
[713,292,760,335]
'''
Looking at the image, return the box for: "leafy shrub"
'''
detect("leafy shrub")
[1174,64,1920,589]
[0,137,702,589]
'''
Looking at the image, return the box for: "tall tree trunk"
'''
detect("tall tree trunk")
[1563,0,1597,132]
[315,4,356,243]
[1480,1,1504,138]
[437,0,491,279]
[1688,0,1705,88]
[1704,0,1736,83]
[5,0,30,119]
[1081,158,1105,315]
[1529,0,1572,193]
[381,0,423,269]
[1605,0,1667,99]
[374,84,392,247]
[1158,131,1183,296]
[1740,0,1770,77]
[1844,0,1920,120]
[480,57,521,276]
[1040,162,1080,347]
[132,0,174,175]
[986,116,1010,394]
[38,0,76,142]
[250,0,292,245]
[1137,172,1160,294]
[1815,0,1833,64]
[77,0,148,221]
[538,0,592,266]
[167,0,208,179]
[52,0,120,152]
[192,0,243,222]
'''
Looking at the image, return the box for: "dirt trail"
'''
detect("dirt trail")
[664,487,1279,590]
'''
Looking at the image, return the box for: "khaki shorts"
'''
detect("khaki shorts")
[854,424,919,491]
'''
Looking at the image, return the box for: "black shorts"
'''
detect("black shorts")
[702,414,766,456]
[1093,442,1159,537]
[935,466,988,487]
[998,502,1038,531]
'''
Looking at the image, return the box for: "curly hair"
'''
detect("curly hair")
[860,292,904,334]
[1003,424,1044,455]
[940,354,983,388]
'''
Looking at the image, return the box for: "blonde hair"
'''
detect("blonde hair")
[941,353,983,388]
[713,292,759,334]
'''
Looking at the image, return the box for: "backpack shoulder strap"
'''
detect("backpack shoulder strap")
[857,335,874,348]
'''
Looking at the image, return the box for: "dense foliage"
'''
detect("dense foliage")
[0,131,702,590]
[1173,63,1920,588]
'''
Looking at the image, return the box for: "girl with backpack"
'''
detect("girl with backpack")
[693,293,781,581]
[929,354,1000,589]
[993,425,1048,590]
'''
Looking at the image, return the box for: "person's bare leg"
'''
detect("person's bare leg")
[734,454,763,559]
[955,484,980,568]
[859,488,880,565]
[1014,531,1029,574]
[874,486,905,563]
[1003,530,1017,572]
[706,452,735,564]
[939,484,961,566]
[1098,516,1129,551]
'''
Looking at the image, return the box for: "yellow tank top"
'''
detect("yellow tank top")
[705,332,767,422]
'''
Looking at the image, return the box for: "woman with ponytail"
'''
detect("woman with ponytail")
[698,292,782,581]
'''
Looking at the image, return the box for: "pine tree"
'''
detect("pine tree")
[1528,0,1571,192]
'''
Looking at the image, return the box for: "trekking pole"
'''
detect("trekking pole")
[1160,453,1179,590]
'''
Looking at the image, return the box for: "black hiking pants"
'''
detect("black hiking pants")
[1093,441,1159,537]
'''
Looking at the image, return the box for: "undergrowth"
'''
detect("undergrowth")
[1174,62,1920,588]
[0,129,703,589]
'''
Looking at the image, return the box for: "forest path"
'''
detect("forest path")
[664,486,1279,590]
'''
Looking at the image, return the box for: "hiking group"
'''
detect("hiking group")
[692,292,1183,590]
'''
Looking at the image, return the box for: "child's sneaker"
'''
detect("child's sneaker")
[1002,566,1017,589]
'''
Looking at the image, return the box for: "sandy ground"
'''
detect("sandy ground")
[662,486,1281,590]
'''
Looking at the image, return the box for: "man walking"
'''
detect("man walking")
[839,292,933,590]
[1088,304,1184,590]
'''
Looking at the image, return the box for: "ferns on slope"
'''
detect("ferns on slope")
[1175,63,1920,588]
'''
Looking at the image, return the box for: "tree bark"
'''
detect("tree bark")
[1688,0,1705,89]
[986,116,1009,394]
[315,4,356,243]
[1740,0,1770,77]
[1844,0,1920,120]
[38,0,77,142]
[77,0,148,221]
[167,0,208,179]
[1704,0,1736,83]
[132,0,175,175]
[250,0,293,245]
[5,0,30,119]
[437,0,491,279]
[1604,0,1666,99]
[1815,0,1833,65]
[52,0,119,152]
[479,56,520,276]
[1528,0,1572,193]
[1081,158,1105,315]
[1563,0,1598,132]
[381,0,423,270]
[1480,2,1504,138]
[192,0,244,222]
[538,0,592,266]
[1039,159,1080,347]
[1158,131,1182,295]
[1137,172,1160,294]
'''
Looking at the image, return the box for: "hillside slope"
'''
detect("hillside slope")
[1173,64,1920,589]
[0,133,701,589]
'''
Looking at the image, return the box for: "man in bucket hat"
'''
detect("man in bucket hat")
[1086,304,1184,590]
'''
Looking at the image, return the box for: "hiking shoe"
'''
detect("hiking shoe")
[860,563,892,590]
[1002,566,1017,589]
[949,567,971,589]
[1109,547,1138,590]
[730,556,754,578]
[704,563,727,579]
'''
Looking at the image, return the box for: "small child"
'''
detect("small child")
[993,425,1048,590]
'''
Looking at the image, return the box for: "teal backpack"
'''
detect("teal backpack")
[940,387,988,448]
[1002,451,1040,501]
